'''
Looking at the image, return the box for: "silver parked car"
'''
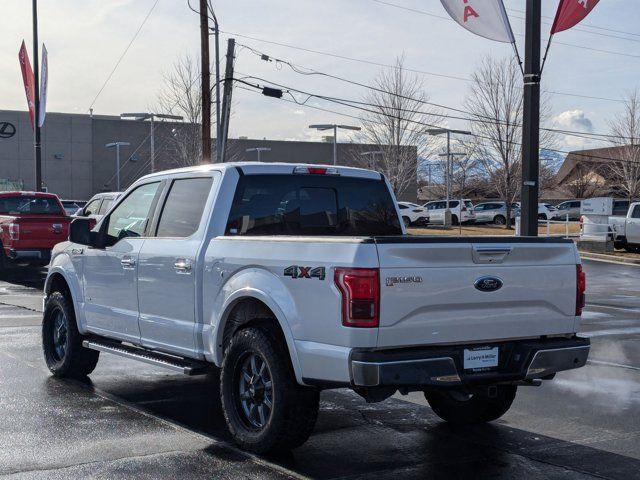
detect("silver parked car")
[554,200,581,221]
[473,202,519,226]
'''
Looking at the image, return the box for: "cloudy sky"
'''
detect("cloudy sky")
[1,0,639,153]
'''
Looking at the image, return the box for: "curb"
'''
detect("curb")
[579,251,640,265]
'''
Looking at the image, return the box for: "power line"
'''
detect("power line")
[223,30,623,104]
[87,0,160,112]
[372,0,640,44]
[505,6,640,39]
[235,47,621,143]
[235,79,640,166]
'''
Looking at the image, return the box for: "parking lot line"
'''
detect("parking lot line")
[587,359,640,372]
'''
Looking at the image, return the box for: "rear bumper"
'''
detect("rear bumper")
[350,336,590,388]
[7,249,51,262]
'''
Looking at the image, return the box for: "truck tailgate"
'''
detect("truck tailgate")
[374,237,578,348]
[6,215,70,250]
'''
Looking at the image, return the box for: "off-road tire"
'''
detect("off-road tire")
[493,215,506,226]
[452,215,459,226]
[42,291,99,377]
[221,326,319,454]
[402,216,411,228]
[425,386,517,424]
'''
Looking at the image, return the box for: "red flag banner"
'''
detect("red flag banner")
[551,0,600,34]
[18,41,36,130]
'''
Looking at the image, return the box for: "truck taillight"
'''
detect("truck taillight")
[8,223,19,241]
[576,264,586,316]
[334,268,380,328]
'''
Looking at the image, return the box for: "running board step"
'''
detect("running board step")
[82,339,210,376]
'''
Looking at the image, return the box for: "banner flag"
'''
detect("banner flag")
[39,44,48,128]
[552,0,600,34]
[440,0,515,43]
[18,41,36,130]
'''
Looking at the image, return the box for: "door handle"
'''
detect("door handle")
[174,258,193,274]
[120,256,136,269]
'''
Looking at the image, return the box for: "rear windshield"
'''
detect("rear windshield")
[226,174,402,236]
[0,196,63,215]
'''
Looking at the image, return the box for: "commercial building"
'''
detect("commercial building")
[0,110,417,201]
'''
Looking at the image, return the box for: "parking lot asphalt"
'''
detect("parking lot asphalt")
[0,259,638,479]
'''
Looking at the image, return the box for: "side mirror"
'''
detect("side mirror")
[69,218,102,247]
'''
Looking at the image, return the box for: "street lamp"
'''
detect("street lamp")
[360,150,383,170]
[427,128,472,228]
[246,147,271,162]
[309,124,361,165]
[105,142,130,191]
[120,113,184,173]
[439,151,467,233]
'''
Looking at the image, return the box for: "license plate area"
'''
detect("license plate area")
[463,346,499,372]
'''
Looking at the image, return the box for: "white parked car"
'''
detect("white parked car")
[513,202,559,220]
[422,199,475,225]
[397,202,429,227]
[42,163,590,454]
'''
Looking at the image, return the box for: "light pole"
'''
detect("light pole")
[439,152,467,232]
[309,124,361,165]
[427,129,471,228]
[360,150,383,170]
[120,113,184,173]
[105,142,130,191]
[246,147,271,162]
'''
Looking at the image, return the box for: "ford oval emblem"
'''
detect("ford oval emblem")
[474,276,503,292]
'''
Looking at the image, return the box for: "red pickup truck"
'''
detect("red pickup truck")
[0,192,71,267]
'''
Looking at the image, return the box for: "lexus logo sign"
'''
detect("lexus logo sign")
[0,122,16,139]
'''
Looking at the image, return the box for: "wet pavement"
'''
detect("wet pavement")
[0,259,638,479]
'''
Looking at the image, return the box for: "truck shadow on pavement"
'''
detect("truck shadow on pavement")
[73,366,640,480]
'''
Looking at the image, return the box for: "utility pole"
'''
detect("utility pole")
[32,0,42,191]
[521,0,542,236]
[199,0,212,163]
[219,38,235,163]
[427,128,471,228]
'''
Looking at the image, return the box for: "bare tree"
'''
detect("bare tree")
[155,54,204,167]
[354,56,441,199]
[607,90,640,201]
[464,56,555,228]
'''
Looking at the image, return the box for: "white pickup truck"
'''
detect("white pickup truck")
[610,201,640,252]
[42,163,590,454]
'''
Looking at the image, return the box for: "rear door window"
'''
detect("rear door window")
[632,205,640,219]
[156,177,214,237]
[226,174,401,236]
